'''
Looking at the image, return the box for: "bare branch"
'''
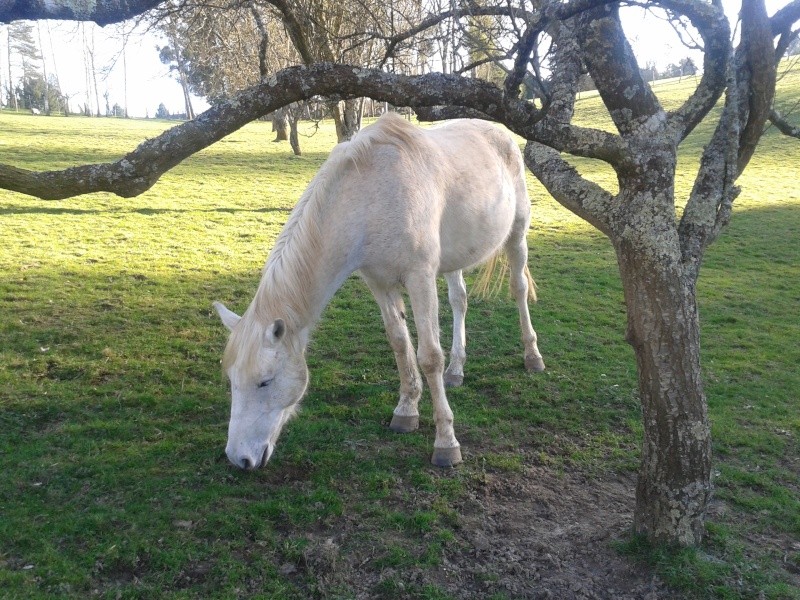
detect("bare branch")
[678,0,779,281]
[678,53,741,282]
[574,4,663,137]
[769,108,800,138]
[523,141,615,237]
[659,0,731,142]
[770,0,800,36]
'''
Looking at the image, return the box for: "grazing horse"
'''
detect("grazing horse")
[214,113,545,470]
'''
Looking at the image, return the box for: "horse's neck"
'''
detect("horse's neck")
[254,191,357,341]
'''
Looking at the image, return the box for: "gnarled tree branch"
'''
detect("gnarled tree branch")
[523,141,615,237]
[770,108,800,138]
[0,0,165,25]
[0,64,536,200]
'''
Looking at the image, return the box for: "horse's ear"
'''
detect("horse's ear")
[213,302,241,331]
[266,319,285,344]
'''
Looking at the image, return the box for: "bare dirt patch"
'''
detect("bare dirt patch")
[289,463,676,599]
[431,466,670,600]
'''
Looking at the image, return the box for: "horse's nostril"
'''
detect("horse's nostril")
[241,457,253,470]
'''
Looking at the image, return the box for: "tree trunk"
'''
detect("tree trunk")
[617,241,712,545]
[168,28,194,120]
[611,146,712,544]
[180,75,195,120]
[8,28,18,111]
[289,117,301,156]
[331,98,362,142]
[272,108,288,142]
[526,124,714,546]
[36,23,50,115]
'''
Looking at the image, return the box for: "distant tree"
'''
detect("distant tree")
[663,62,682,78]
[81,23,101,116]
[146,0,429,142]
[155,102,169,119]
[272,107,289,141]
[18,72,66,112]
[7,21,40,110]
[464,16,507,86]
[35,23,50,113]
[157,13,195,120]
[639,60,658,82]
[679,57,697,76]
[4,22,65,113]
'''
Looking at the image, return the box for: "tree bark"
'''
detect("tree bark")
[331,98,362,142]
[272,108,289,142]
[289,114,301,156]
[0,0,164,25]
[527,4,725,544]
[616,239,712,545]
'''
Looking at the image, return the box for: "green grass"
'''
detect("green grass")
[1,62,799,599]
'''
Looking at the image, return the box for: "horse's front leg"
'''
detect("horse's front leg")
[366,281,422,433]
[406,271,463,467]
[443,270,467,388]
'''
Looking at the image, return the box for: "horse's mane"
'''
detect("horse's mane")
[223,113,424,371]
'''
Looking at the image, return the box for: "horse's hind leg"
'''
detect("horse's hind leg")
[365,281,422,432]
[506,227,546,372]
[406,270,462,467]
[443,270,467,388]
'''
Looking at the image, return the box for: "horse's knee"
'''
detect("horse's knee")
[417,346,445,375]
[387,330,410,353]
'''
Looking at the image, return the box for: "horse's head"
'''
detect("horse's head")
[214,302,309,470]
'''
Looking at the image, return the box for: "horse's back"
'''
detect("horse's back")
[334,115,528,279]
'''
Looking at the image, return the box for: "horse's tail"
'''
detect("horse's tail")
[472,253,538,303]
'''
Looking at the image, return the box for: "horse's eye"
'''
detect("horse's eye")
[258,378,273,389]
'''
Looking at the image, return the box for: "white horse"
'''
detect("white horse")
[214,113,545,470]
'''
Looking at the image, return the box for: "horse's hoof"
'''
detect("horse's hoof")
[444,372,464,388]
[525,355,546,372]
[390,414,419,433]
[431,445,462,468]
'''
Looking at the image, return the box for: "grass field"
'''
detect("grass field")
[0,64,798,599]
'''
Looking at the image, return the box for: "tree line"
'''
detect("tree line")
[1,21,133,117]
[2,21,67,114]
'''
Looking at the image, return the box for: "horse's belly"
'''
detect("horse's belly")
[438,193,515,273]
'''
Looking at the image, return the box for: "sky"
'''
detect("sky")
[0,0,792,119]
[619,0,792,71]
[1,19,210,118]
